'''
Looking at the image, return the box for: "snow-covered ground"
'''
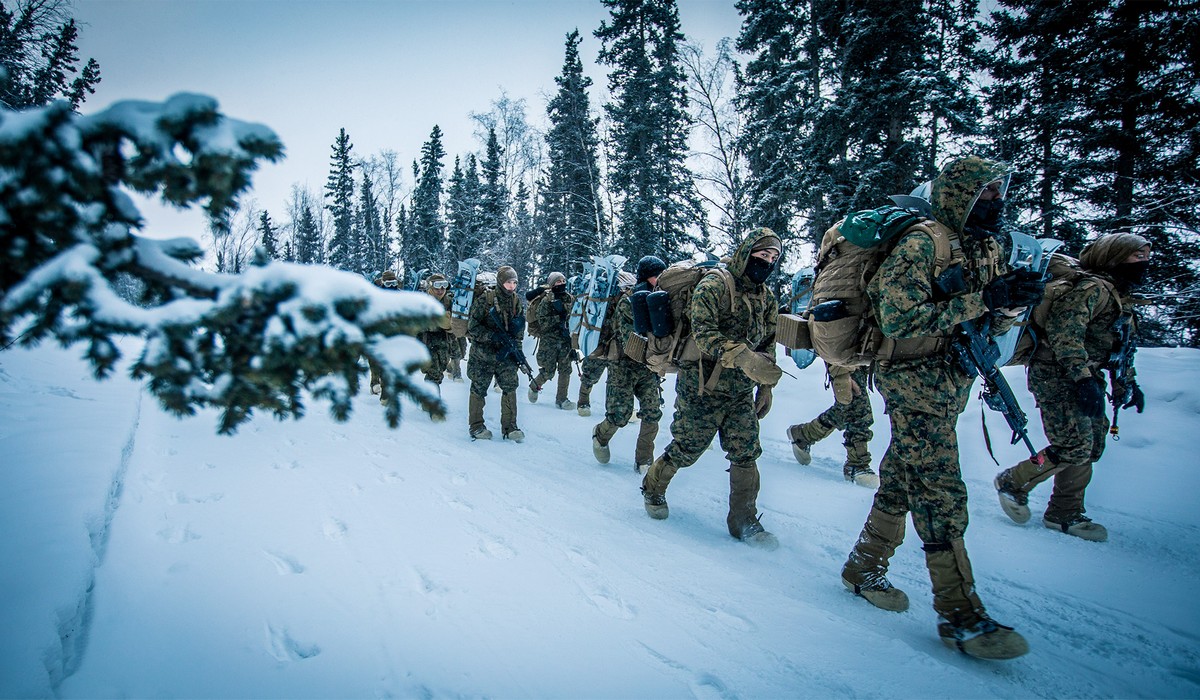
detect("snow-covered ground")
[2,338,1198,698]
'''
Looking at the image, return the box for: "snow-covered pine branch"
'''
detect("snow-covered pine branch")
[0,93,446,433]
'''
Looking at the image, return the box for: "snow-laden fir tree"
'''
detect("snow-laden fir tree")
[407,126,447,276]
[0,94,446,432]
[446,155,486,268]
[596,0,704,263]
[479,126,509,265]
[0,0,100,110]
[324,128,358,272]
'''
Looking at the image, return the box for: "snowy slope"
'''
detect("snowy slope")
[1,340,1198,698]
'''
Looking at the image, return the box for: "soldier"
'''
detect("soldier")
[839,156,1042,660]
[466,265,526,442]
[786,363,879,488]
[528,272,577,410]
[368,270,401,402]
[640,229,783,549]
[415,273,454,395]
[593,256,667,473]
[446,335,467,382]
[994,233,1150,542]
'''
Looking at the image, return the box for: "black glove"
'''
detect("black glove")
[1075,377,1105,418]
[509,313,526,337]
[1123,381,1145,413]
[551,299,566,316]
[982,269,1046,311]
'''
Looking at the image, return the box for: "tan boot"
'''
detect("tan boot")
[593,420,617,464]
[577,383,593,416]
[996,449,1061,524]
[468,392,491,440]
[843,442,878,488]
[842,508,910,612]
[787,419,835,465]
[641,455,678,519]
[727,462,778,550]
[634,420,659,474]
[927,539,1029,660]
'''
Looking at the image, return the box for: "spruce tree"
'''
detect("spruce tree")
[294,203,322,265]
[479,126,509,260]
[408,125,447,275]
[257,209,278,259]
[324,128,358,271]
[541,29,606,274]
[596,0,704,262]
[1,1,101,110]
[358,171,384,276]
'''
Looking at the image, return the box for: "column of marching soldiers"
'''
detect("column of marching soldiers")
[371,156,1150,662]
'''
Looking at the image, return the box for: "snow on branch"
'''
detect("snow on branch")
[1,94,446,433]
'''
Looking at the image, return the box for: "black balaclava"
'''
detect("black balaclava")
[1111,260,1150,291]
[964,197,1005,240]
[744,256,774,285]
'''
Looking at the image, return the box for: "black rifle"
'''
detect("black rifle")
[1106,315,1136,439]
[952,318,1041,463]
[488,307,534,377]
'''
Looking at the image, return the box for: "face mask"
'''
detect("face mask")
[1111,260,1149,289]
[744,256,774,285]
[965,197,1005,238]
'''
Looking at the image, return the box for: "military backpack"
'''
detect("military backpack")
[1006,252,1119,366]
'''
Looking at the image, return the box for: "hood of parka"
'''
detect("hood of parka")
[729,227,781,285]
[930,156,1012,235]
[1080,233,1152,272]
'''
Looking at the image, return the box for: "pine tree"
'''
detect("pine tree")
[293,202,322,265]
[446,155,486,267]
[358,170,384,275]
[541,29,606,274]
[1,94,446,432]
[1,1,101,110]
[408,125,447,275]
[324,128,358,271]
[596,0,704,262]
[257,209,278,259]
[479,126,509,259]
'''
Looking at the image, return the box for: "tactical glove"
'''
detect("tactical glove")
[509,313,526,337]
[754,385,773,419]
[1074,377,1105,418]
[1123,381,1145,413]
[982,269,1046,311]
[721,344,782,387]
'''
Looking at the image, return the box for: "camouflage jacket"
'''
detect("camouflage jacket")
[467,287,523,349]
[1039,275,1134,383]
[535,288,574,343]
[690,228,779,396]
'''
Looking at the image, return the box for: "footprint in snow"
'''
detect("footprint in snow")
[706,605,755,632]
[476,535,515,560]
[265,624,320,662]
[157,525,200,544]
[323,518,347,540]
[262,550,305,575]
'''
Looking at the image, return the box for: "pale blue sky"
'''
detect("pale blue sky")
[74,0,743,237]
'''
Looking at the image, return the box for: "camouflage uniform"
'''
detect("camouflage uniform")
[841,156,1029,658]
[466,268,525,439]
[530,278,577,408]
[368,270,401,402]
[417,274,454,389]
[786,363,876,484]
[996,233,1147,540]
[641,228,780,543]
[576,356,608,414]
[447,335,467,381]
[593,283,664,469]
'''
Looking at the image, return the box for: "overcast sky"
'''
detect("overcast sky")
[74,0,744,239]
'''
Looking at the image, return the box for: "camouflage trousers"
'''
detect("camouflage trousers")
[577,356,609,407]
[870,402,970,545]
[468,342,520,433]
[447,336,467,378]
[1007,362,1109,521]
[814,368,875,447]
[603,358,663,426]
[663,365,762,469]
[533,334,576,403]
[419,329,454,385]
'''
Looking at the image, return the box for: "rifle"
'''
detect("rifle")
[488,307,534,377]
[1106,315,1136,440]
[952,317,1042,464]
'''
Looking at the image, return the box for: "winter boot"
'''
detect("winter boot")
[500,390,519,436]
[727,463,779,550]
[468,392,491,440]
[787,418,835,466]
[577,383,593,417]
[843,442,878,488]
[996,449,1061,524]
[1043,514,1107,542]
[503,428,525,443]
[555,371,572,408]
[557,398,576,411]
[592,420,616,464]
[926,538,1028,660]
[641,455,678,520]
[634,420,659,474]
[528,378,543,403]
[841,507,910,612]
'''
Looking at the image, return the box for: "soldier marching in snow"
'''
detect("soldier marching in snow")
[640,228,783,549]
[528,271,578,410]
[466,265,527,442]
[593,256,667,473]
[416,272,454,394]
[575,356,607,417]
[994,233,1150,542]
[838,156,1042,660]
[786,363,878,487]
